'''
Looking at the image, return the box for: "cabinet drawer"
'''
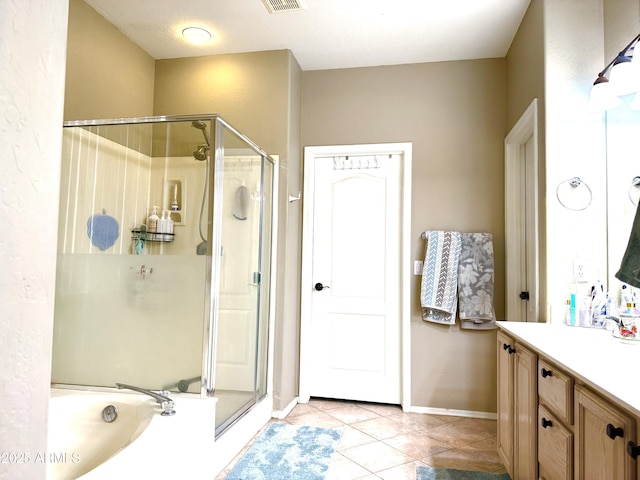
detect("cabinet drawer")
[538,358,574,425]
[538,405,573,480]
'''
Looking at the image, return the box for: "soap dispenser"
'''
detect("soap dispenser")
[147,206,159,233]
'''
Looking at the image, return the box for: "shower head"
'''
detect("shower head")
[193,144,209,161]
[191,120,211,147]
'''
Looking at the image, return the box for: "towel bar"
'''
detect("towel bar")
[421,230,492,240]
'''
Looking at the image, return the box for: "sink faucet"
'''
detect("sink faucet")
[115,383,176,416]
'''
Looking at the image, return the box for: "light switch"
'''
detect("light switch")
[413,260,423,275]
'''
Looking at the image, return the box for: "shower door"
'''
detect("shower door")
[212,125,273,435]
[53,115,274,438]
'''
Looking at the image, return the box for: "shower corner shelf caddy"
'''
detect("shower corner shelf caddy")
[131,229,175,243]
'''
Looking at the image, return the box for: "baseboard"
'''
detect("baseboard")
[410,405,497,420]
[271,396,298,419]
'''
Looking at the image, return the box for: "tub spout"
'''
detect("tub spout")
[115,383,176,416]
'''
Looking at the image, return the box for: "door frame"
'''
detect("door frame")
[299,143,412,411]
[505,99,539,322]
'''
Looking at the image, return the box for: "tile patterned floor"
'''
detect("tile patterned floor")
[217,398,507,479]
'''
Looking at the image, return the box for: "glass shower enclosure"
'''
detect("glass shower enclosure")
[52,115,275,435]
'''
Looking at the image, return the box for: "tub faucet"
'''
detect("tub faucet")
[115,383,176,416]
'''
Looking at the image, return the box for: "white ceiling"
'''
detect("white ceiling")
[84,0,531,71]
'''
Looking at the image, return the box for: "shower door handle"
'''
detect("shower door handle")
[314,282,330,291]
[248,271,261,287]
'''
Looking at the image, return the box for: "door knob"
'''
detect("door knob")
[314,282,330,291]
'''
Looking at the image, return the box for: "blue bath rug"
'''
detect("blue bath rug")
[417,466,511,480]
[225,423,342,480]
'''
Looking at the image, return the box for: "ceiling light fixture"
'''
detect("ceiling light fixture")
[587,33,640,112]
[182,27,212,45]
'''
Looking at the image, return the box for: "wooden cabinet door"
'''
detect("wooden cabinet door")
[538,405,573,480]
[496,331,515,476]
[575,385,636,480]
[514,344,538,480]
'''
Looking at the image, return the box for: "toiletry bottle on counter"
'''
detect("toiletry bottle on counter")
[147,206,159,233]
[621,284,633,309]
[564,299,571,325]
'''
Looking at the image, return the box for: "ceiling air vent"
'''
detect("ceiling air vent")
[261,0,308,14]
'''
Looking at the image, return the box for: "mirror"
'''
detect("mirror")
[606,100,640,302]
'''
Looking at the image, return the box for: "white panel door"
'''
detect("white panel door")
[309,154,401,404]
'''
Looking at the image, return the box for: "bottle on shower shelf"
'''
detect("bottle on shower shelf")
[158,210,167,238]
[171,183,180,212]
[147,206,159,233]
[162,210,174,241]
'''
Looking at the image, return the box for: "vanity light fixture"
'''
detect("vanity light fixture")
[587,33,640,112]
[182,27,212,45]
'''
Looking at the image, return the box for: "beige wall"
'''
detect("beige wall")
[604,0,640,59]
[153,50,291,156]
[64,0,155,120]
[274,54,304,408]
[506,1,545,132]
[302,59,507,412]
[505,0,547,321]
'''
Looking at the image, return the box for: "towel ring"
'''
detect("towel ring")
[628,176,640,207]
[556,177,592,211]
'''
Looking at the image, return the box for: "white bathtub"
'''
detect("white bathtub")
[48,388,272,479]
[48,389,219,479]
[47,390,155,479]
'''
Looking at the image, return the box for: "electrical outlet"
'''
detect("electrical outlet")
[574,261,587,283]
[413,260,423,275]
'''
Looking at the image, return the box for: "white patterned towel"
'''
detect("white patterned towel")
[458,233,496,330]
[420,231,462,325]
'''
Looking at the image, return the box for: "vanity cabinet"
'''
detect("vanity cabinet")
[496,331,537,479]
[496,323,639,480]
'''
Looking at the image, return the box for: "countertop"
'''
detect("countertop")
[497,321,640,417]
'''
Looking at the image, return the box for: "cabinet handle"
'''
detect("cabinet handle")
[502,343,515,354]
[628,441,640,459]
[541,368,553,378]
[508,346,515,354]
[541,417,553,428]
[606,423,624,440]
